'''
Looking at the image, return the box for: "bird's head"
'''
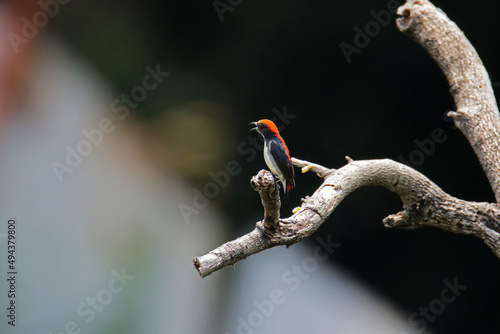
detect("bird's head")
[250,119,280,138]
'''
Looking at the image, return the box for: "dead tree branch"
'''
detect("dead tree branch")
[194,159,500,277]
[397,0,500,201]
[193,0,500,277]
[250,170,281,230]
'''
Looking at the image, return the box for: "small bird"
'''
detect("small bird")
[250,119,295,203]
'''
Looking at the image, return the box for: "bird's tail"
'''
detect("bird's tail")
[284,183,293,204]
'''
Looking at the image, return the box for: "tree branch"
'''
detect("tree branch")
[250,170,280,230]
[292,157,333,178]
[194,158,500,277]
[396,0,500,202]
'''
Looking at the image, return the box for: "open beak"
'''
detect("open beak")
[249,121,258,132]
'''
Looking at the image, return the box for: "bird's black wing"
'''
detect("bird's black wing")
[270,138,295,187]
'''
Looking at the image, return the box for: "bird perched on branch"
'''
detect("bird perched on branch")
[250,119,295,203]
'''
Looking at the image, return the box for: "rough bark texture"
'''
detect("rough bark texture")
[250,170,280,230]
[194,0,500,277]
[397,0,500,202]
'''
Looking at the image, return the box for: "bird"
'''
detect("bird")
[250,119,295,203]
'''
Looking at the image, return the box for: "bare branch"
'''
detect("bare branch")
[291,157,332,178]
[396,0,500,202]
[250,170,280,230]
[194,158,500,277]
[194,226,273,278]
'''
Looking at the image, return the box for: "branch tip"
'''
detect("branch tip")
[292,157,332,178]
[301,165,313,173]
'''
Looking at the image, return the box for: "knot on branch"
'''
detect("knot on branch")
[383,211,419,229]
[396,0,429,33]
[250,169,275,190]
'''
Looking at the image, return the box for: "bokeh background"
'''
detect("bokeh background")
[1,0,500,333]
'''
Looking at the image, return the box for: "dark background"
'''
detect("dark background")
[51,1,500,333]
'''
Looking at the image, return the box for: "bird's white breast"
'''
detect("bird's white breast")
[263,142,286,186]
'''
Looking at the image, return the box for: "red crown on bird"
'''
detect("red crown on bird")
[257,119,280,136]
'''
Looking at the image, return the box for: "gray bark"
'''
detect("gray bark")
[397,0,500,201]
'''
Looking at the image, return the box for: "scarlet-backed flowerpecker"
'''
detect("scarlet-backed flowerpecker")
[250,119,295,203]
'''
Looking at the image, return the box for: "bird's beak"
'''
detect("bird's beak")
[249,122,258,132]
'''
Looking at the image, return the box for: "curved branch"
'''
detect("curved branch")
[396,0,500,202]
[194,158,500,277]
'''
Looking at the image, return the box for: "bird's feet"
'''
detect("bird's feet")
[272,175,281,190]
